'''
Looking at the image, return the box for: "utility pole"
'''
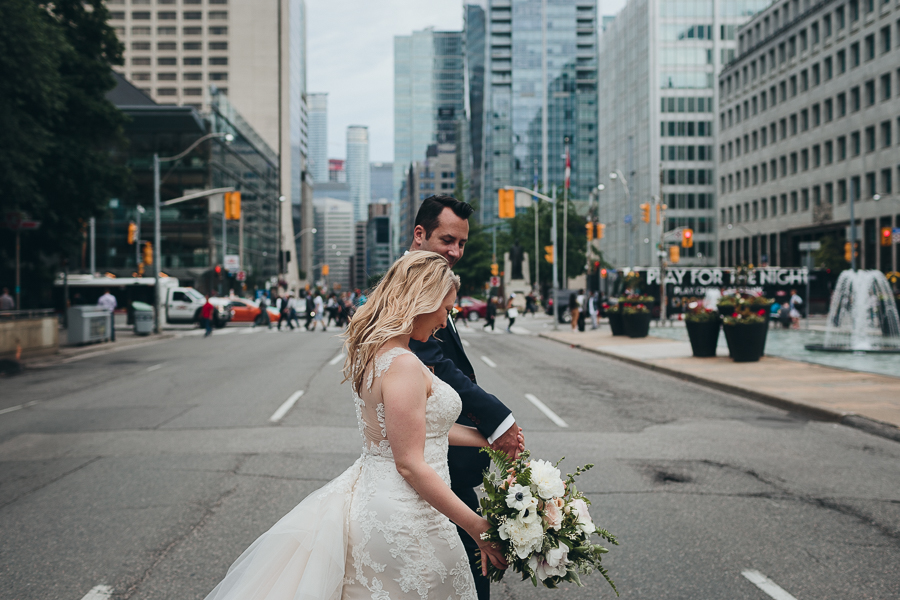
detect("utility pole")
[541,0,548,190]
[534,160,539,293]
[562,138,570,289]
[89,217,96,275]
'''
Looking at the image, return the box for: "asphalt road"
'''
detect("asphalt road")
[0,316,898,600]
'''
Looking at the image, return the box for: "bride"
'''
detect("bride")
[205,251,507,600]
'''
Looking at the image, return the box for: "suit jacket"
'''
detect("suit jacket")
[409,316,512,490]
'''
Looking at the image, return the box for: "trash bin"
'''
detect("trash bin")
[67,305,111,345]
[132,301,154,336]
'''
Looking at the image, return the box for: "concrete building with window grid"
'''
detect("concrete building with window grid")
[308,93,328,182]
[596,0,768,269]
[482,0,599,227]
[313,197,353,290]
[347,126,371,223]
[399,145,459,249]
[717,0,900,272]
[107,0,310,286]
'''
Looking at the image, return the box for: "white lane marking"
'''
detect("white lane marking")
[480,356,497,368]
[80,585,114,600]
[269,390,304,423]
[0,401,38,416]
[328,352,345,366]
[524,393,569,428]
[462,339,471,347]
[742,570,798,600]
[146,364,163,372]
[215,328,237,335]
[239,327,260,334]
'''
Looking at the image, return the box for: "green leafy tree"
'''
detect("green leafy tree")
[0,0,128,306]
[814,235,849,274]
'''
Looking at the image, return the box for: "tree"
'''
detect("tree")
[0,0,128,306]
[814,235,849,274]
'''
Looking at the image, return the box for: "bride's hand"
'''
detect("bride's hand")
[472,518,508,576]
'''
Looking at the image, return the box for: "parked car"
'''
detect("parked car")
[204,297,235,328]
[456,296,487,321]
[223,297,280,325]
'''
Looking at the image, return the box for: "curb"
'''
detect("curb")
[539,333,900,444]
[24,334,177,369]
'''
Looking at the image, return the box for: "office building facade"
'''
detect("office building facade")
[399,145,459,248]
[366,203,393,284]
[347,126,371,222]
[596,0,768,268]
[717,0,900,272]
[308,93,329,182]
[313,197,353,289]
[482,0,599,226]
[371,162,394,203]
[466,5,487,208]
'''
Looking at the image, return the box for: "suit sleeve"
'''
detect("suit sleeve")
[410,337,512,440]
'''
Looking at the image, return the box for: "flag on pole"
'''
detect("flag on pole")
[564,147,571,190]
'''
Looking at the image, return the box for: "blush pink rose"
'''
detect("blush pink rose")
[543,498,563,530]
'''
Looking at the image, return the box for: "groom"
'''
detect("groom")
[408,195,524,600]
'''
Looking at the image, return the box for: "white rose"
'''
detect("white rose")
[528,459,566,500]
[506,484,534,511]
[499,515,545,559]
[569,498,595,535]
[527,542,569,581]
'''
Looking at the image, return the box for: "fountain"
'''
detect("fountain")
[806,270,900,353]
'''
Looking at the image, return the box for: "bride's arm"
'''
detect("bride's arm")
[449,424,489,447]
[382,355,506,574]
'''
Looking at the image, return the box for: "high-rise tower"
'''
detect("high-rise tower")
[347,126,371,223]
[308,93,328,182]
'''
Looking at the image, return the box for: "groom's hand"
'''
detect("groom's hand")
[490,423,524,459]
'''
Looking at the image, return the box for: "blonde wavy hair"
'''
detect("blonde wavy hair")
[342,251,460,393]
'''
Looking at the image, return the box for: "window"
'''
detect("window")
[802,189,809,211]
[132,26,151,35]
[209,41,228,50]
[157,88,177,96]
[800,70,808,91]
[837,92,847,116]
[110,11,125,20]
[812,64,820,86]
[210,72,228,81]
[131,41,150,51]
[158,11,176,20]
[209,57,228,65]
[836,6,845,30]
[183,26,201,34]
[132,57,151,66]
[866,172,876,198]
[850,87,860,112]
[882,121,892,147]
[801,149,809,171]
[865,126,876,152]
[791,152,798,174]
[132,11,150,19]
[791,191,798,212]
[824,14,832,37]
[790,114,798,135]
[824,98,833,121]
[183,41,201,50]
[837,49,846,74]
[801,109,809,131]
[865,79,875,106]
[812,22,819,44]
[825,140,834,163]
[209,26,228,34]
[209,11,228,19]
[183,11,202,19]
[812,103,820,126]
[881,73,891,100]
[813,144,821,167]
[157,73,176,81]
[780,155,787,177]
[882,168,893,195]
[825,183,834,205]
[851,42,860,67]
[881,26,891,54]
[158,26,176,35]
[780,80,787,101]
[865,34,875,61]
[761,127,768,146]
[790,75,798,96]
[131,73,151,81]
[780,118,787,139]
[156,41,175,50]
[824,56,833,80]
[157,57,176,66]
[183,57,202,65]
[838,179,847,204]
[849,0,859,22]
[184,72,203,81]
[851,130,861,156]
[800,30,808,52]
[838,135,847,160]
[184,88,202,96]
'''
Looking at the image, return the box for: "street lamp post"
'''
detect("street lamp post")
[585,184,605,286]
[609,170,633,269]
[153,131,233,333]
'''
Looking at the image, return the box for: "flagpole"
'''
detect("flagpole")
[562,138,570,290]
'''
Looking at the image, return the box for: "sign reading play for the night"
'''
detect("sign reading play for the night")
[642,267,809,291]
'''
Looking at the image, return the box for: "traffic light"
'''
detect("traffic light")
[142,242,153,266]
[844,242,858,262]
[127,222,136,245]
[640,203,651,223]
[544,245,554,264]
[224,191,241,220]
[600,268,608,279]
[669,245,680,263]
[882,227,893,247]
[322,264,330,276]
[655,203,665,225]
[214,264,222,275]
[596,223,605,239]
[490,263,499,276]
[681,228,694,248]
[498,189,516,219]
[585,222,594,240]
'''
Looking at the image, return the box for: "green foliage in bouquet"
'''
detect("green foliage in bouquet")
[478,448,618,594]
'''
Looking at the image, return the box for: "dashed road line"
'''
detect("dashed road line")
[480,356,497,368]
[328,352,345,366]
[524,393,568,428]
[0,401,38,416]
[269,390,305,423]
[146,364,163,372]
[742,570,798,600]
[80,584,113,600]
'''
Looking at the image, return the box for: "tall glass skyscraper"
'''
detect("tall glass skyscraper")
[466,5,487,207]
[596,0,770,268]
[482,0,599,226]
[308,93,328,183]
[346,126,371,223]
[393,28,465,255]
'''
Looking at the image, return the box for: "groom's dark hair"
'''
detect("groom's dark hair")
[415,195,474,239]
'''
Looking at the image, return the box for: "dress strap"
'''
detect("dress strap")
[366,347,413,391]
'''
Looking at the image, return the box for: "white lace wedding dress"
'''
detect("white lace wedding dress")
[204,347,477,600]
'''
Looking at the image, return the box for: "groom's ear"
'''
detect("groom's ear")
[412,224,426,248]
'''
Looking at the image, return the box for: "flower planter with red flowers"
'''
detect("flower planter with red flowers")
[622,305,651,338]
[606,305,625,336]
[684,307,720,357]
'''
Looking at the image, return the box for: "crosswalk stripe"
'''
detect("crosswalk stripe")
[742,570,798,600]
[524,393,568,428]
[269,390,305,423]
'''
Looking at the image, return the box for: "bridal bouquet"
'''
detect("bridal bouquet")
[478,449,618,593]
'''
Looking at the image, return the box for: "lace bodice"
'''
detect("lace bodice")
[353,347,462,472]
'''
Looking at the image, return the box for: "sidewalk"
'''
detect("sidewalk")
[24,320,175,369]
[540,326,900,442]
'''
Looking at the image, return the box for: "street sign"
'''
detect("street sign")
[798,241,821,251]
[489,276,500,287]
[2,211,41,231]
[893,228,900,244]
[236,270,246,282]
[624,214,632,224]
[224,254,240,272]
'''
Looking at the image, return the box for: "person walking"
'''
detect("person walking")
[0,287,14,311]
[569,290,580,331]
[505,294,518,333]
[302,291,314,330]
[256,294,272,329]
[589,290,600,330]
[789,289,803,329]
[97,288,117,342]
[524,292,536,316]
[482,297,496,332]
[311,291,326,331]
[277,294,294,331]
[201,295,215,337]
[406,195,524,600]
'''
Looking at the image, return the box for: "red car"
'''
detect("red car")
[455,296,487,321]
[224,298,280,324]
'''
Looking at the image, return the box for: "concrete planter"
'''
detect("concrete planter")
[623,312,651,338]
[686,319,720,357]
[0,315,59,359]
[608,312,625,336]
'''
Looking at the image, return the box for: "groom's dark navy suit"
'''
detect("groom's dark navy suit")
[410,317,511,600]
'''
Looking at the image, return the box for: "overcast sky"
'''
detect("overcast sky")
[306,0,628,163]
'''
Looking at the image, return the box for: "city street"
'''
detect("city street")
[1,317,898,600]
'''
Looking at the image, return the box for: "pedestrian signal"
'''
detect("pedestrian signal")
[881,227,892,247]
[669,245,680,263]
[640,203,650,223]
[490,263,499,276]
[225,191,241,220]
[681,228,693,248]
[498,189,515,219]
[544,245,554,264]
[127,222,136,244]
[322,264,330,276]
[585,223,594,240]
[142,242,153,266]
[596,223,605,239]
